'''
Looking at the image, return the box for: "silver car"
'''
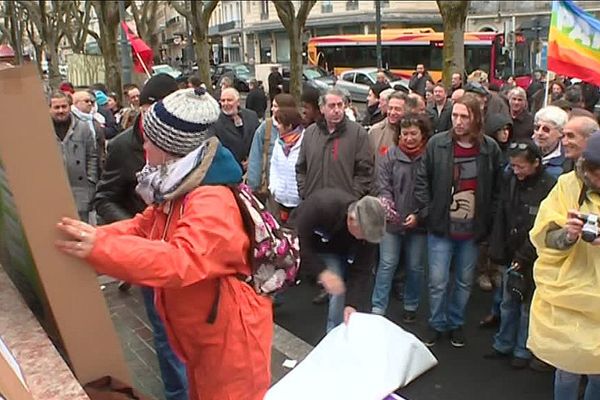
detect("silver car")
[334,68,408,103]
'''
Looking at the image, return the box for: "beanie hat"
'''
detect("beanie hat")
[583,131,600,165]
[143,87,220,156]
[59,81,74,94]
[140,74,179,106]
[93,90,108,106]
[349,196,386,243]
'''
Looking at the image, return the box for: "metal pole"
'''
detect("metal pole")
[375,0,382,69]
[239,1,245,62]
[119,0,133,86]
[511,14,516,76]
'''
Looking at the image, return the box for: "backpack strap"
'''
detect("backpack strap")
[206,280,220,324]
[259,118,273,194]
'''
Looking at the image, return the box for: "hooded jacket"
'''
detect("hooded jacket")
[484,113,513,166]
[296,117,374,199]
[87,138,272,400]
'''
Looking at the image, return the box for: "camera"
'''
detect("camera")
[577,213,599,243]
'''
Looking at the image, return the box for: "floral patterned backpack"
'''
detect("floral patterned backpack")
[229,183,300,295]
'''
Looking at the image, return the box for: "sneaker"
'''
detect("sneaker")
[478,275,493,292]
[479,314,500,329]
[423,327,442,347]
[511,357,529,369]
[449,327,466,348]
[312,289,329,305]
[402,310,416,324]
[529,357,554,372]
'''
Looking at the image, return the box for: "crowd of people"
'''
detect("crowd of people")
[47,62,600,400]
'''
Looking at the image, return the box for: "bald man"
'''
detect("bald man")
[562,116,600,169]
[451,88,465,103]
[208,87,260,167]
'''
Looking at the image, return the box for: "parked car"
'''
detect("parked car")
[211,63,255,92]
[151,64,183,79]
[334,67,408,103]
[282,65,336,94]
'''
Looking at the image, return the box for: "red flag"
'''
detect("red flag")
[121,21,154,74]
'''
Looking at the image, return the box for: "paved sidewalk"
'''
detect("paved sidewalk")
[101,279,311,399]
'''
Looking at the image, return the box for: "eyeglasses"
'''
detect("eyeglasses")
[509,142,529,150]
[533,124,553,134]
[83,99,94,104]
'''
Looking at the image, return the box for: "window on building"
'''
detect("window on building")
[346,0,359,11]
[261,0,269,20]
[322,0,333,13]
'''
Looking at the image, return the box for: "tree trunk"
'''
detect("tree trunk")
[93,1,121,93]
[46,43,62,89]
[193,23,212,95]
[437,1,469,88]
[288,23,303,102]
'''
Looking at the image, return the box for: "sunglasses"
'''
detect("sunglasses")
[509,142,529,150]
[533,124,553,134]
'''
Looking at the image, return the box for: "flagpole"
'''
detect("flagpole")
[134,51,152,78]
[543,70,550,107]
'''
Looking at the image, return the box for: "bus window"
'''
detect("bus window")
[465,45,492,76]
[387,45,432,70]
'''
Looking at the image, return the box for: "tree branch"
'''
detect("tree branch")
[297,0,317,26]
[170,0,189,17]
[273,1,295,30]
[202,0,219,20]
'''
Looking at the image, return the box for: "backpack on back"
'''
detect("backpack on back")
[229,183,300,295]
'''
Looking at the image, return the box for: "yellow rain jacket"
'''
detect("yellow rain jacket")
[528,171,600,374]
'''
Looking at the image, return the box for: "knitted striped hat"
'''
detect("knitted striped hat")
[143,87,220,156]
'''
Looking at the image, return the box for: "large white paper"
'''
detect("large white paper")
[266,313,437,400]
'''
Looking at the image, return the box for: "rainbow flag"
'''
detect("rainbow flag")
[548,0,600,85]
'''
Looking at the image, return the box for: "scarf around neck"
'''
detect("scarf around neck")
[278,125,303,156]
[398,139,427,159]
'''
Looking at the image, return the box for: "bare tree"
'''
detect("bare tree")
[129,1,161,63]
[92,0,123,93]
[436,0,470,88]
[63,0,97,54]
[273,1,317,102]
[172,0,219,94]
[17,1,70,88]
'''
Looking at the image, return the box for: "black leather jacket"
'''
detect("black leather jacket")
[93,117,146,224]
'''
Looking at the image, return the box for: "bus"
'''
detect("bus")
[307,28,531,89]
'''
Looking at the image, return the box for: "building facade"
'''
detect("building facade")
[243,0,442,64]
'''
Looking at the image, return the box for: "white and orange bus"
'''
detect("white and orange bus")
[307,28,532,88]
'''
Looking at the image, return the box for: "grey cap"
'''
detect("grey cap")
[349,196,386,243]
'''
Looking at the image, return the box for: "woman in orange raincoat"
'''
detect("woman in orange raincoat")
[56,87,273,400]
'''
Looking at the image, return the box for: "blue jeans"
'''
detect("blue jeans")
[427,234,479,331]
[371,232,426,315]
[554,370,600,400]
[141,287,189,400]
[318,253,349,332]
[490,266,505,317]
[492,269,531,359]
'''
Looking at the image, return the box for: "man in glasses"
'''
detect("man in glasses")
[49,91,98,223]
[532,105,569,178]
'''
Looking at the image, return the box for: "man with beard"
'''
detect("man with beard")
[208,87,260,170]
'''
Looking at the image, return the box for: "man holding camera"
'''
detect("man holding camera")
[528,133,600,400]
